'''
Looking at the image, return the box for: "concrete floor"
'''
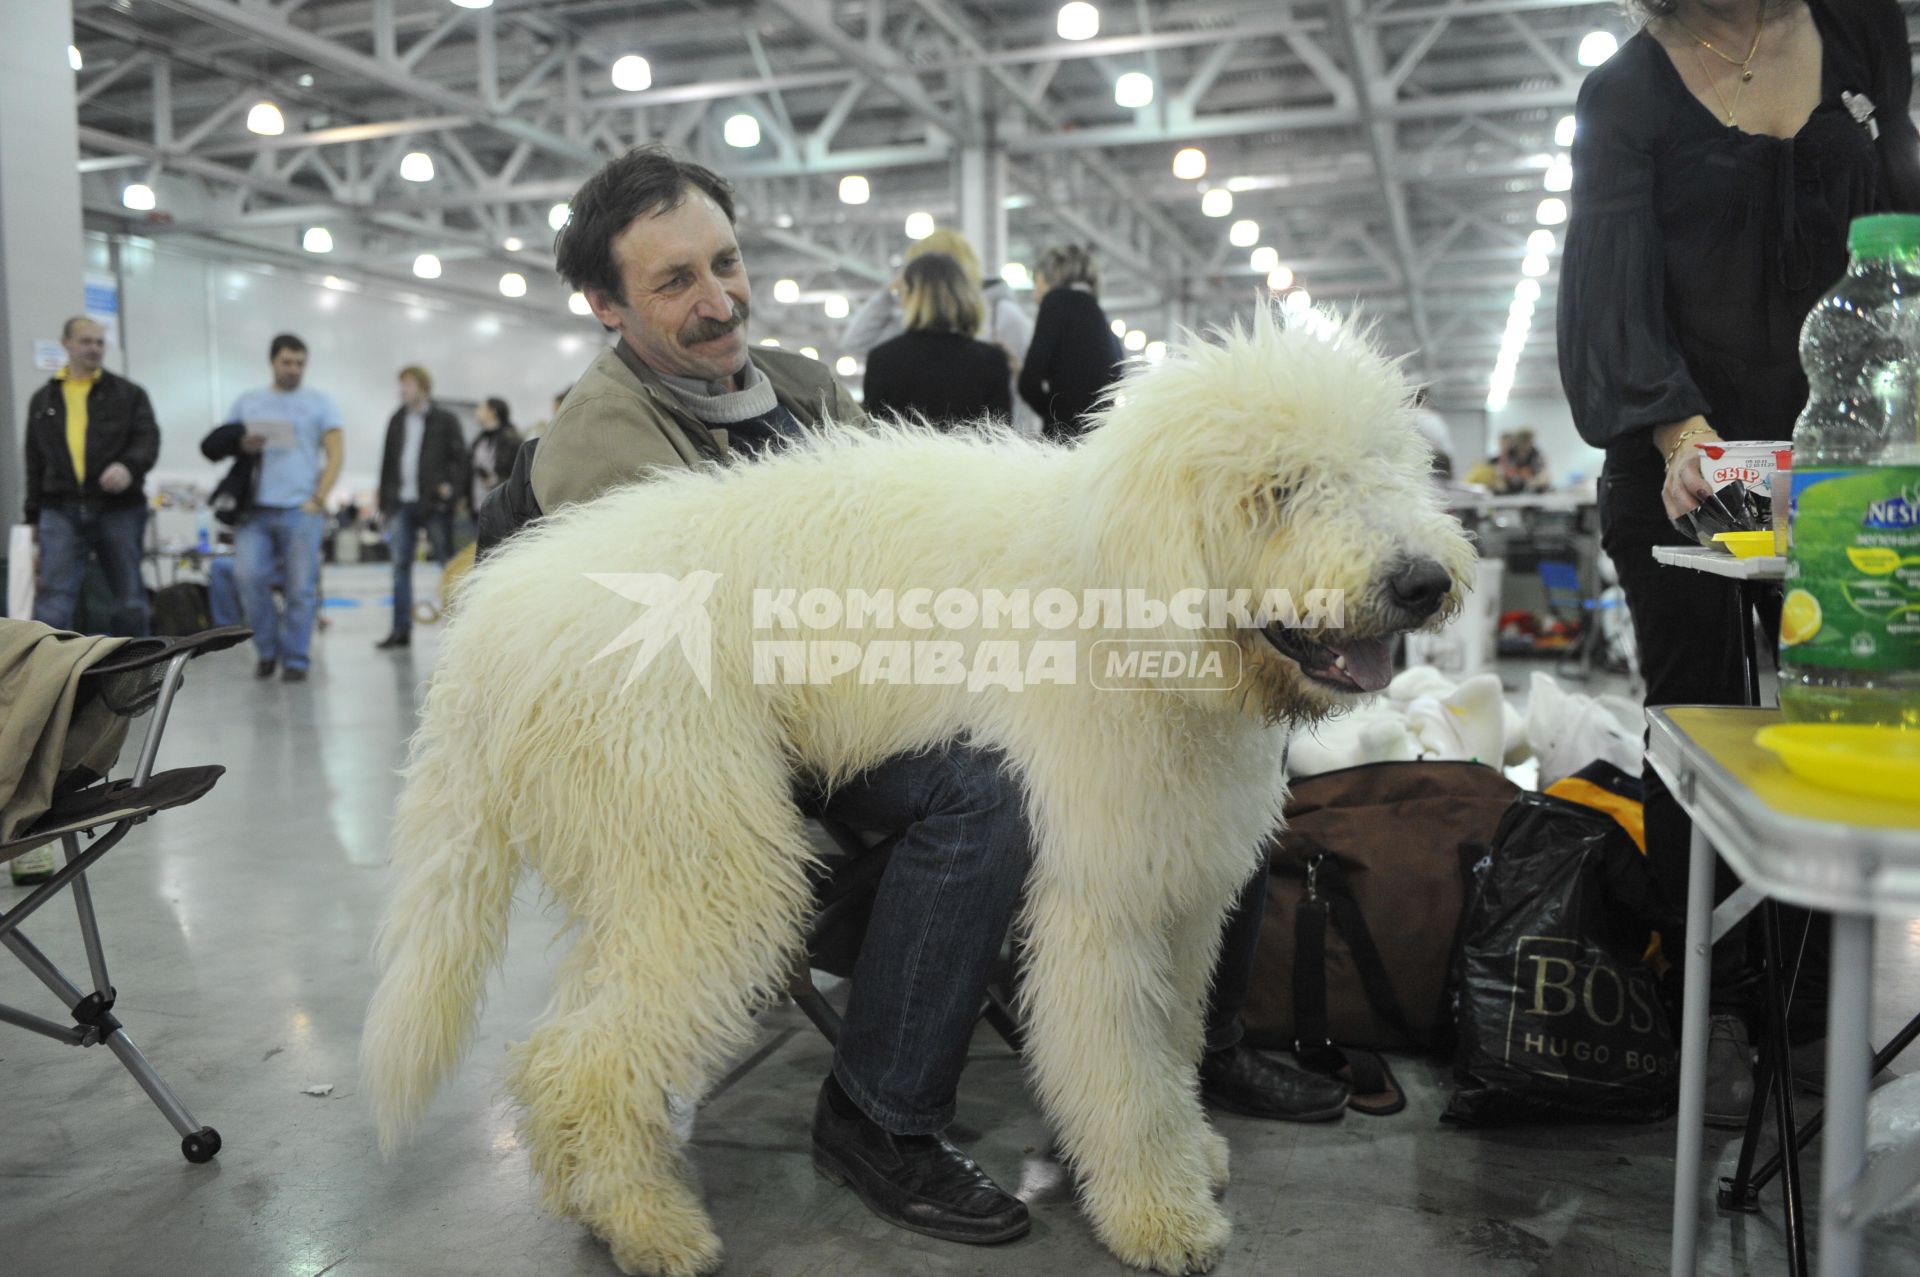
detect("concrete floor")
[6,563,1920,1277]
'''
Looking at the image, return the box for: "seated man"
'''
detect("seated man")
[499,143,1345,1246]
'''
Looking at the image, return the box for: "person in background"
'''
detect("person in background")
[468,397,523,531]
[375,366,463,651]
[22,316,160,638]
[1018,244,1125,442]
[228,333,342,683]
[1557,0,1920,1124]
[841,226,1037,435]
[861,253,1013,429]
[1494,428,1550,493]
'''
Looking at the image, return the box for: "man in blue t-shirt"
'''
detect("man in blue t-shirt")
[224,333,343,682]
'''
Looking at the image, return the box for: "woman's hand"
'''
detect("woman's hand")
[1652,417,1723,520]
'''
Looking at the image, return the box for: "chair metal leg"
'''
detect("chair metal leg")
[1762,902,1809,1277]
[102,1027,204,1139]
[63,834,116,999]
[786,962,843,1045]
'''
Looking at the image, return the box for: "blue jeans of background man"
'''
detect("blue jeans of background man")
[33,503,150,637]
[801,743,1031,1135]
[387,501,453,638]
[235,506,325,671]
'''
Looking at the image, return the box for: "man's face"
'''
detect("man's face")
[273,348,307,391]
[400,374,428,409]
[63,322,106,374]
[587,191,752,385]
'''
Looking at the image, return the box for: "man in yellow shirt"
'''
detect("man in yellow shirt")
[21,316,161,637]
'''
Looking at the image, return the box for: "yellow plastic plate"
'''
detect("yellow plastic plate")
[1714,530,1778,559]
[1754,724,1920,806]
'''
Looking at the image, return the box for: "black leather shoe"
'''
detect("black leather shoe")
[1199,1043,1349,1122]
[281,666,309,683]
[375,633,411,650]
[811,1079,1029,1245]
[254,659,277,679]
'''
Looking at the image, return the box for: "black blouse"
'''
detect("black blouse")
[1556,0,1920,510]
[862,329,1014,429]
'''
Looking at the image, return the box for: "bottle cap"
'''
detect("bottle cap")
[1849,214,1920,258]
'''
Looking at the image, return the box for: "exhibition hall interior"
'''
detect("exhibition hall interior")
[4,0,1920,1274]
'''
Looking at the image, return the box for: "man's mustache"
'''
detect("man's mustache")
[681,300,750,346]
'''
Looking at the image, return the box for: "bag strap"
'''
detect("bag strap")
[1291,861,1339,1071]
[1316,854,1423,1045]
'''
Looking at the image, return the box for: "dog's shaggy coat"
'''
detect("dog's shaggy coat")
[363,308,1476,1275]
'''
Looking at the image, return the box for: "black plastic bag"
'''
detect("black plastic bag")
[1444,792,1680,1127]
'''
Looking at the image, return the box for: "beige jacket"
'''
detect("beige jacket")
[0,621,132,847]
[531,342,867,513]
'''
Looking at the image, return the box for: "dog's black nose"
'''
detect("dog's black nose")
[1388,557,1451,618]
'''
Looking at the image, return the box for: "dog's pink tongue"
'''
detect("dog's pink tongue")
[1329,637,1394,693]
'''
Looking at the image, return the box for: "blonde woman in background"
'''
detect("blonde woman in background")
[1019,244,1125,442]
[841,226,1037,434]
[861,253,1013,428]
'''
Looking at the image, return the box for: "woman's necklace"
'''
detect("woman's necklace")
[1675,12,1764,125]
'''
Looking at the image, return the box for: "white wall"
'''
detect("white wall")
[86,232,608,498]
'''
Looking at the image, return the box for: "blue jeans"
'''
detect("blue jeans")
[803,744,1032,1135]
[387,502,453,637]
[235,506,325,670]
[34,503,150,637]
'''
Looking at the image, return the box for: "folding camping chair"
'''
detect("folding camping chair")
[1,625,250,1163]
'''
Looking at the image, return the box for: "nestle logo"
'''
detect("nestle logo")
[1089,639,1243,691]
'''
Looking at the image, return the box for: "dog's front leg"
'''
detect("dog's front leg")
[1021,882,1229,1275]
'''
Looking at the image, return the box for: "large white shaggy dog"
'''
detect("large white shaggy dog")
[363,308,1476,1276]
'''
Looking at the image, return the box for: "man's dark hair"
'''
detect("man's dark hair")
[554,144,736,306]
[62,316,100,339]
[270,333,308,360]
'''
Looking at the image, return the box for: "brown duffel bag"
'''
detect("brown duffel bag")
[1242,759,1521,1054]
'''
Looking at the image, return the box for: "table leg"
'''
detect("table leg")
[1819,913,1875,1277]
[1672,822,1717,1277]
[1739,580,1762,706]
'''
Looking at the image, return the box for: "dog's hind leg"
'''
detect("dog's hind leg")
[1020,879,1229,1276]
[505,745,816,1277]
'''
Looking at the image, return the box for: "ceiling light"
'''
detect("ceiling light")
[568,291,592,315]
[1226,176,1258,192]
[1284,288,1312,313]
[297,73,315,88]
[1114,72,1154,109]
[1544,160,1573,193]
[800,346,820,360]
[1577,31,1619,66]
[611,54,652,92]
[1057,2,1100,40]
[835,356,858,376]
[302,226,333,253]
[1267,265,1294,291]
[773,278,800,304]
[1522,253,1549,277]
[1201,188,1233,218]
[1123,329,1147,352]
[904,211,935,240]
[1554,114,1576,148]
[823,294,850,319]
[68,45,83,72]
[412,253,441,279]
[1172,147,1207,180]
[1110,318,1127,337]
[1228,219,1259,248]
[1486,386,1510,411]
[1515,279,1542,302]
[322,276,351,292]
[1526,229,1555,256]
[1536,197,1567,225]
[1249,246,1279,273]
[1001,262,1031,289]
[450,0,494,8]
[499,272,527,298]
[503,236,524,252]
[548,202,570,230]
[400,151,435,182]
[838,174,870,204]
[1145,340,1167,362]
[121,183,156,211]
[759,337,782,348]
[247,101,286,136]
[724,113,761,148]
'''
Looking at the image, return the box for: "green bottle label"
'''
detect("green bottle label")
[1783,466,1920,672]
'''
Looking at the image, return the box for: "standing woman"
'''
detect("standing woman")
[861,253,1013,428]
[1019,244,1125,442]
[1558,0,1920,1115]
[468,397,523,534]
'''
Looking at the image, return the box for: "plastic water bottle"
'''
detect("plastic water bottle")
[1779,213,1920,726]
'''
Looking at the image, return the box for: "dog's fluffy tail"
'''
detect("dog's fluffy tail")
[361,675,519,1156]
